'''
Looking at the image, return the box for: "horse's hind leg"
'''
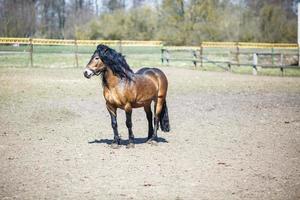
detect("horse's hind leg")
[148,98,164,144]
[125,110,135,148]
[144,105,154,140]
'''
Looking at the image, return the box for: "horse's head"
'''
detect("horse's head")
[84,44,133,80]
[83,51,106,79]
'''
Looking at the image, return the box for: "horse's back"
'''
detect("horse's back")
[136,67,168,82]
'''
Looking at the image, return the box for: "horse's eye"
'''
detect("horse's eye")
[95,57,99,60]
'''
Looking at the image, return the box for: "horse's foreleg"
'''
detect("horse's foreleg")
[107,105,120,148]
[125,110,135,148]
[144,105,154,140]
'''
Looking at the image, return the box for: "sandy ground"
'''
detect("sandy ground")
[0,67,300,200]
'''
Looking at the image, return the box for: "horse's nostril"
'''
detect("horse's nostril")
[84,71,89,78]
[84,68,94,79]
[84,70,92,79]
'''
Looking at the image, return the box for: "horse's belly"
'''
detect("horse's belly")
[103,81,155,110]
[131,99,152,108]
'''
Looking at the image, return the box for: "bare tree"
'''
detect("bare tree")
[103,0,126,12]
[0,0,37,37]
[132,0,145,8]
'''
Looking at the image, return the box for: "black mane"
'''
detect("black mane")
[96,44,133,80]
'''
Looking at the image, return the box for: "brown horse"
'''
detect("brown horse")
[83,44,170,148]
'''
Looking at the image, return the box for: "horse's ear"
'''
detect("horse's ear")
[96,44,102,50]
[97,44,109,54]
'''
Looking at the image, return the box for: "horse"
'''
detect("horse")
[83,44,170,148]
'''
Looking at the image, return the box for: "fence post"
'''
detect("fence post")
[29,38,33,67]
[280,53,284,76]
[161,48,164,64]
[228,62,232,72]
[74,39,79,68]
[253,53,258,75]
[192,50,197,69]
[200,42,203,67]
[236,42,240,67]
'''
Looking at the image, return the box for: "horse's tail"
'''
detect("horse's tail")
[160,101,170,132]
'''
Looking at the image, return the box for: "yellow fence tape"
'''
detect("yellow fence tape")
[0,37,297,49]
[202,42,297,49]
[0,37,162,46]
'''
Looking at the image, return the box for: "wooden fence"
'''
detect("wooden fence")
[1,37,299,74]
[161,42,299,75]
[0,37,162,46]
[0,37,162,68]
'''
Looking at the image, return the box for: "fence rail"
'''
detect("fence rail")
[162,42,299,50]
[0,37,163,68]
[0,38,298,49]
[0,37,163,46]
[0,37,299,75]
[161,45,299,76]
[202,42,298,49]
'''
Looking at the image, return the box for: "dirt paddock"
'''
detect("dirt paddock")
[0,67,300,200]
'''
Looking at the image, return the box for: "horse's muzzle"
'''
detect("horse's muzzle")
[83,68,94,79]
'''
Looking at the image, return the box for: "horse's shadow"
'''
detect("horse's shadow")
[88,137,168,146]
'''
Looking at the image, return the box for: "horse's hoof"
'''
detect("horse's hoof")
[126,143,135,149]
[147,140,158,146]
[110,143,121,149]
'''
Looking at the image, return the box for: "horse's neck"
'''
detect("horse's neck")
[103,68,121,89]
